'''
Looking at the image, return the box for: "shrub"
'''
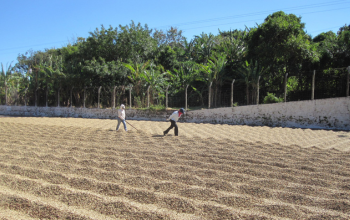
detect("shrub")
[263,92,283,104]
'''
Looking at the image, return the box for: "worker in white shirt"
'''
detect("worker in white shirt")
[163,108,185,136]
[116,104,127,131]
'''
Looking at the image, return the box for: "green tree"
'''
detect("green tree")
[192,33,218,64]
[117,21,158,63]
[123,60,151,106]
[199,53,227,107]
[218,29,248,71]
[139,63,169,107]
[237,60,266,105]
[247,11,319,93]
[172,61,200,109]
[82,25,118,62]
[1,62,13,105]
[337,24,350,67]
[312,31,337,69]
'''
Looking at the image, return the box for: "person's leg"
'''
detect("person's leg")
[164,120,174,135]
[174,121,178,136]
[116,118,121,130]
[122,120,127,131]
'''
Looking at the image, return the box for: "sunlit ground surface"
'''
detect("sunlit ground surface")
[0,116,349,219]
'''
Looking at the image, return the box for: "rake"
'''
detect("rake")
[126,120,138,131]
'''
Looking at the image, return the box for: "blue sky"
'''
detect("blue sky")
[1,0,349,68]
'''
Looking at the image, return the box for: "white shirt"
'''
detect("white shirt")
[118,109,125,120]
[168,111,181,122]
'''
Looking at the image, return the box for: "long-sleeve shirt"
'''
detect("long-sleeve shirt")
[118,109,125,120]
[168,111,181,122]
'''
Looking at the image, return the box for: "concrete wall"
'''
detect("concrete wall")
[1,97,349,130]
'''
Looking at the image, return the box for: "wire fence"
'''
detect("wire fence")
[1,67,349,109]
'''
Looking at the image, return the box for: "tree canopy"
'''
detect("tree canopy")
[2,13,349,108]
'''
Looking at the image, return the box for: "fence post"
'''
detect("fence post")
[208,82,212,109]
[83,87,86,108]
[185,84,189,111]
[98,86,102,109]
[312,70,316,100]
[70,86,74,107]
[113,86,117,109]
[4,86,8,106]
[147,85,150,108]
[57,88,60,107]
[15,82,19,106]
[284,73,288,102]
[347,66,350,97]
[129,85,132,109]
[35,87,39,107]
[257,76,261,105]
[231,79,235,107]
[24,88,28,107]
[46,86,49,107]
[166,85,169,110]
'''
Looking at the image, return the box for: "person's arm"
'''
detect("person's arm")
[167,112,176,121]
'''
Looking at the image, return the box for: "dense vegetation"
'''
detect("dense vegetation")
[1,11,350,108]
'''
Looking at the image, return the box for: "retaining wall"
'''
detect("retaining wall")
[1,97,349,130]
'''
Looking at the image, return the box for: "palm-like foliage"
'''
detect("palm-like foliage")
[123,60,151,97]
[139,63,170,107]
[237,60,266,105]
[210,54,227,107]
[218,29,248,67]
[200,53,227,107]
[193,33,217,64]
[172,62,200,109]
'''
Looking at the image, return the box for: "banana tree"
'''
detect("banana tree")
[123,61,150,103]
[237,60,266,105]
[199,54,227,108]
[139,63,169,108]
[7,72,23,105]
[208,54,227,107]
[199,62,214,108]
[34,55,65,107]
[172,61,200,110]
[193,33,217,64]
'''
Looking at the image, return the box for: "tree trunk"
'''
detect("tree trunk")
[185,84,189,111]
[5,85,8,106]
[257,76,261,105]
[35,87,38,107]
[57,88,60,107]
[129,86,132,109]
[98,86,102,108]
[284,73,288,102]
[147,86,150,108]
[112,86,117,109]
[208,82,212,109]
[83,87,86,108]
[347,66,350,97]
[214,83,218,108]
[70,86,74,107]
[231,79,235,107]
[25,88,28,107]
[166,85,169,109]
[46,85,49,107]
[311,70,315,100]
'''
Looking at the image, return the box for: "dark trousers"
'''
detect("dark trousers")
[164,120,178,136]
